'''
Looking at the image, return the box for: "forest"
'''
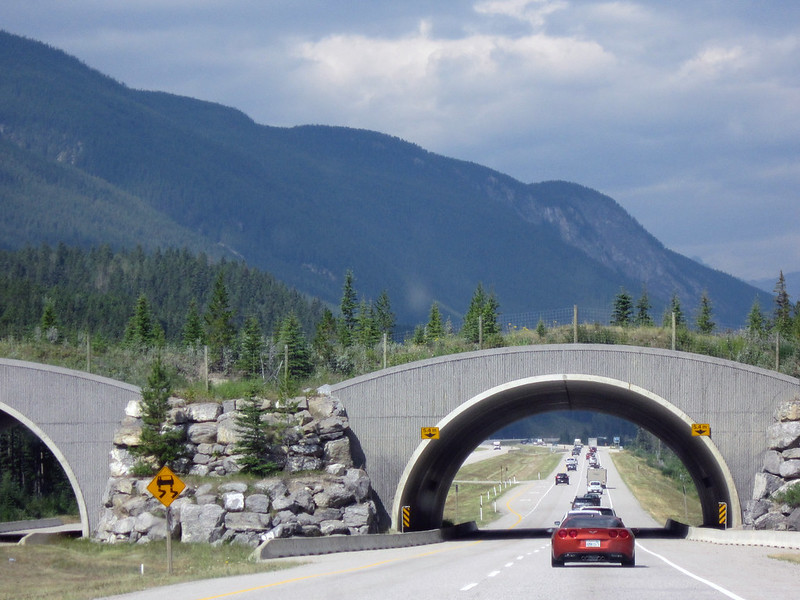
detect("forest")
[1,243,798,522]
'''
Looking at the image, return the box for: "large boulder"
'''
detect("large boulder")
[180,503,225,543]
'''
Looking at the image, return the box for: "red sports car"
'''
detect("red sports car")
[551,513,635,567]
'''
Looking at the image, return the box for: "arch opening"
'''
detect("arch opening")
[0,405,89,537]
[394,375,739,532]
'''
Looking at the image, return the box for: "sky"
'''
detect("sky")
[3,1,799,285]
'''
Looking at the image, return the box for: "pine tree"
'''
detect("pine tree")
[425,302,445,342]
[374,289,395,338]
[130,357,185,472]
[663,293,685,328]
[276,312,312,381]
[634,286,653,327]
[339,270,358,348]
[356,299,380,346]
[611,288,633,326]
[204,272,236,369]
[696,291,715,334]
[123,294,163,347]
[237,316,264,378]
[40,298,59,342]
[233,383,280,476]
[462,283,500,343]
[746,298,766,337]
[774,271,792,336]
[312,308,338,370]
[182,298,205,348]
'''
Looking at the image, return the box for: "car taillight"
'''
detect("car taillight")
[618,530,630,539]
[557,529,568,538]
[568,529,578,538]
[608,529,618,538]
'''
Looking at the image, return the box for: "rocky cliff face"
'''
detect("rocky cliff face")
[96,392,377,546]
[743,398,800,530]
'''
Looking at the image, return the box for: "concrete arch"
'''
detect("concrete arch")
[393,375,739,531]
[0,359,140,536]
[330,344,800,532]
[0,404,90,536]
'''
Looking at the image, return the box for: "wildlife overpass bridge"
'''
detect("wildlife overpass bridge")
[2,346,798,536]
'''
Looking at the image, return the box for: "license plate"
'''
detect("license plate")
[585,540,601,548]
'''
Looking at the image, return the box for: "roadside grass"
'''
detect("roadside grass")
[0,538,301,600]
[609,449,703,526]
[443,446,563,526]
[768,553,800,564]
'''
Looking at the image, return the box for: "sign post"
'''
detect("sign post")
[147,465,186,574]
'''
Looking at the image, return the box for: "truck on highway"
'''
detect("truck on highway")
[588,437,598,450]
[587,467,607,488]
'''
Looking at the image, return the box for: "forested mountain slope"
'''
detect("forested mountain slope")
[0,30,770,327]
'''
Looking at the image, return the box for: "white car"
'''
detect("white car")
[587,480,604,494]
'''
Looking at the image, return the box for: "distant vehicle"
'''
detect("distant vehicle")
[578,506,617,517]
[587,480,604,495]
[555,472,570,485]
[573,438,582,447]
[572,494,601,509]
[571,447,580,455]
[492,441,502,450]
[551,514,635,567]
[587,467,607,488]
[566,463,577,471]
[588,437,598,450]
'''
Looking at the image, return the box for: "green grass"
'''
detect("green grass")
[0,537,301,600]
[443,446,562,526]
[609,449,703,526]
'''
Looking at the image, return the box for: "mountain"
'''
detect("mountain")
[0,30,773,329]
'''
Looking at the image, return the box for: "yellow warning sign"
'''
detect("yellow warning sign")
[146,465,186,507]
[692,423,711,436]
[421,427,440,439]
[402,505,411,531]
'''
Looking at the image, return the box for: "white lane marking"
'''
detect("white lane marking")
[461,583,478,591]
[637,543,749,600]
[516,555,524,560]
[504,562,514,567]
[488,570,501,577]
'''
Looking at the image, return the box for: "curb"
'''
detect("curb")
[685,526,800,550]
[252,522,478,560]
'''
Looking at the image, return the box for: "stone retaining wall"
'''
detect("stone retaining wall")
[743,398,800,530]
[95,392,378,546]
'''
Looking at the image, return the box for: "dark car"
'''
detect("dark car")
[551,513,635,567]
[555,472,570,485]
[566,463,577,471]
[572,494,602,509]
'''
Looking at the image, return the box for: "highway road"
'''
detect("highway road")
[99,447,799,600]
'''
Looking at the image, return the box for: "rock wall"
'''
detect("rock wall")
[96,392,378,546]
[743,398,800,530]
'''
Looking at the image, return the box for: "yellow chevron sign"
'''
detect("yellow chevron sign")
[692,423,711,436]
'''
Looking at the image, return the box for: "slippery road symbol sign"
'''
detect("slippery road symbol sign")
[147,465,186,507]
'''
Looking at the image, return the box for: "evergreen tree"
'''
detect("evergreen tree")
[634,286,653,327]
[411,324,426,345]
[276,312,313,381]
[611,288,633,326]
[40,298,59,342]
[374,289,395,338]
[233,383,281,476]
[425,302,445,342]
[662,293,685,328]
[696,291,715,334]
[204,272,236,369]
[462,283,499,343]
[312,308,338,370]
[746,298,766,337]
[774,271,792,336]
[182,298,205,348]
[237,316,264,378]
[130,357,185,471]
[356,299,380,347]
[339,270,358,348]
[123,294,163,347]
